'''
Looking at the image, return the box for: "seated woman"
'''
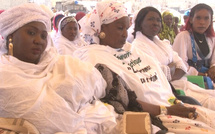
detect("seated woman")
[0,3,116,134]
[74,1,215,133]
[173,3,215,83]
[131,6,215,111]
[54,16,87,55]
[158,10,177,45]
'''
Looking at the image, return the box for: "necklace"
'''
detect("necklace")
[193,32,204,44]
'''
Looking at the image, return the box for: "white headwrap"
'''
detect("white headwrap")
[54,16,88,55]
[79,1,127,44]
[40,4,55,19]
[0,3,51,55]
[57,16,80,40]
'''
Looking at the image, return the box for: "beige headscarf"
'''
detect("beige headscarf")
[0,3,51,54]
[79,1,127,44]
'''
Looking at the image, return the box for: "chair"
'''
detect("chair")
[187,75,214,89]
[187,75,205,88]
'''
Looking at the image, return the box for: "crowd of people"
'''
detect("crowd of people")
[0,1,215,134]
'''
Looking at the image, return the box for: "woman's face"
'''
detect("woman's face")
[163,14,173,27]
[141,11,162,40]
[62,21,78,41]
[190,9,211,34]
[100,16,129,48]
[10,21,48,64]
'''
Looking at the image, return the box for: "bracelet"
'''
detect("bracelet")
[174,99,184,105]
[160,105,168,115]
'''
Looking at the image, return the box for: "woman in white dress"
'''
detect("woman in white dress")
[173,3,215,82]
[73,1,215,133]
[131,6,215,111]
[54,16,87,55]
[0,3,116,134]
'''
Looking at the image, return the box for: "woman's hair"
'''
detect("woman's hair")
[185,3,215,37]
[133,7,161,38]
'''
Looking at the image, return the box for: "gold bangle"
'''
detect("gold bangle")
[188,112,198,119]
[160,105,168,115]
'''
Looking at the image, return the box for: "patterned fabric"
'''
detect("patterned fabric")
[60,16,77,30]
[95,63,143,114]
[0,3,51,55]
[79,1,127,44]
[95,63,168,132]
[159,11,176,45]
[73,44,215,133]
[159,103,215,133]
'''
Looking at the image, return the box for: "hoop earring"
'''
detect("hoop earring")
[99,32,106,39]
[8,38,13,56]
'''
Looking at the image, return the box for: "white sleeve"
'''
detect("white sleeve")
[160,65,172,81]
[172,50,187,73]
[173,31,198,75]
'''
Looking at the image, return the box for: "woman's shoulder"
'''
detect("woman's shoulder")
[177,30,190,37]
[58,54,96,72]
[174,31,191,44]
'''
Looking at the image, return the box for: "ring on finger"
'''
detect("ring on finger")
[188,112,194,119]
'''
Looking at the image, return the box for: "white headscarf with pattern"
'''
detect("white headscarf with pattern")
[79,1,127,44]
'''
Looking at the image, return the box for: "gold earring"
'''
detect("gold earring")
[8,38,13,56]
[99,32,106,39]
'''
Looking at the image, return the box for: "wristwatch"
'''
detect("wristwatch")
[160,105,168,115]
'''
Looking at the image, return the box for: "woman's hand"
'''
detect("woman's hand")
[168,62,185,81]
[166,103,197,119]
[208,66,215,82]
[172,68,186,81]
[198,72,205,76]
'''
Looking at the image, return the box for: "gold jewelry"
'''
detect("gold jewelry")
[99,32,106,39]
[160,105,168,115]
[188,112,194,119]
[8,38,13,56]
[174,99,184,105]
[188,112,198,119]
[193,33,204,44]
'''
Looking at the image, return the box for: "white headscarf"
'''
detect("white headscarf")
[0,3,51,55]
[79,1,127,44]
[54,16,87,55]
[40,4,54,19]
